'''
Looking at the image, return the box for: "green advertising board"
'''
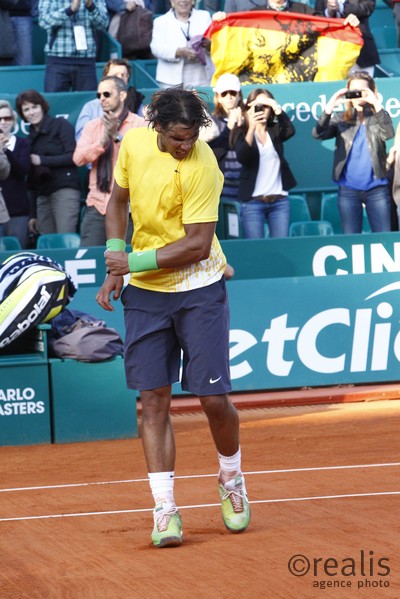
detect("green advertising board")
[2,233,400,393]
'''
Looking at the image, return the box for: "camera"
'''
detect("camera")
[254,104,266,112]
[344,90,362,99]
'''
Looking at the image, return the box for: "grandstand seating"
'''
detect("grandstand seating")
[375,49,400,77]
[320,193,372,234]
[0,236,22,251]
[219,195,312,239]
[36,233,81,250]
[289,220,334,236]
[374,26,397,50]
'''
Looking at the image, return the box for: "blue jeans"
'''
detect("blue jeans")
[11,16,33,66]
[240,197,290,238]
[44,57,98,92]
[0,216,30,248]
[338,185,392,233]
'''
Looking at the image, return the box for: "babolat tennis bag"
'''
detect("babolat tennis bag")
[0,252,77,350]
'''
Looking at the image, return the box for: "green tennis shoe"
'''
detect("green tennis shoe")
[151,502,183,548]
[218,474,251,533]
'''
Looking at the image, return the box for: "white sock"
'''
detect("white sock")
[148,471,175,507]
[218,447,242,484]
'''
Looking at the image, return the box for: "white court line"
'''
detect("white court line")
[1,491,399,523]
[1,461,399,494]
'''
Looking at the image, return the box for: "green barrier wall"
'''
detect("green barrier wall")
[2,233,400,394]
[2,76,400,194]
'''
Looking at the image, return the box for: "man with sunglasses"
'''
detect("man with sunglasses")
[73,75,145,246]
[96,87,251,549]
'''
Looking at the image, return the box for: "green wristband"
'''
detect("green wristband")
[106,238,126,252]
[128,249,158,272]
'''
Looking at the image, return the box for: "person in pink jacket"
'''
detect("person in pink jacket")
[73,75,145,246]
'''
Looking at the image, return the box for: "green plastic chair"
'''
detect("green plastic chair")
[289,220,334,236]
[0,236,22,251]
[36,233,81,250]
[320,193,371,233]
[372,26,397,50]
[288,194,312,224]
[220,197,243,239]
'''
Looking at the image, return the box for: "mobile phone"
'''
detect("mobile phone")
[345,90,362,99]
[254,104,266,112]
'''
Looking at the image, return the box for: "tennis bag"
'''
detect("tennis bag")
[48,308,123,362]
[0,252,76,350]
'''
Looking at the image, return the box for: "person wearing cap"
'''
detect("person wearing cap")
[199,73,245,202]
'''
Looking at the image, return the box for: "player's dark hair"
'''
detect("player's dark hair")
[147,87,211,130]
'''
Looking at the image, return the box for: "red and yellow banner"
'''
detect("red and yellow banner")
[204,11,364,85]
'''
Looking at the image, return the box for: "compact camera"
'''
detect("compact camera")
[254,104,267,112]
[344,90,362,99]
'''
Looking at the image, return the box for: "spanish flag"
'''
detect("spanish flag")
[204,12,364,85]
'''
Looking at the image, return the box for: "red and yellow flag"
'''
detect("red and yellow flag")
[204,11,364,85]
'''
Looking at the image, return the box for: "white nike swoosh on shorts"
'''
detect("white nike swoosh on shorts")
[209,376,222,384]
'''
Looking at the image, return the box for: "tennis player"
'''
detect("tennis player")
[96,87,250,548]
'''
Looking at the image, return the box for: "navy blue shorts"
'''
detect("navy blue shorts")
[121,278,231,396]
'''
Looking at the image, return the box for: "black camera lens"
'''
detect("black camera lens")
[345,90,362,99]
[254,104,266,112]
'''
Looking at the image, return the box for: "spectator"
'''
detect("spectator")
[108,0,153,59]
[75,58,144,140]
[0,100,32,248]
[105,0,124,16]
[231,87,296,238]
[314,0,379,76]
[213,0,315,18]
[150,0,213,88]
[106,0,153,14]
[388,0,400,47]
[73,76,145,246]
[38,0,109,93]
[15,89,81,236]
[10,0,33,65]
[0,0,18,66]
[199,73,245,201]
[0,129,11,227]
[312,71,394,233]
[384,122,400,229]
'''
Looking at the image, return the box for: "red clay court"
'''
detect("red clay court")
[1,388,399,598]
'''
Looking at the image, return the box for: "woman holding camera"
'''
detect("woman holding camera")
[231,87,296,238]
[312,71,394,233]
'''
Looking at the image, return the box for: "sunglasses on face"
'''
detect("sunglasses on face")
[220,90,238,98]
[0,116,13,122]
[96,91,112,99]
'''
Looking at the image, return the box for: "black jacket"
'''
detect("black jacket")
[231,111,297,201]
[314,0,380,67]
[312,108,394,181]
[2,136,31,216]
[27,114,80,196]
[0,0,18,59]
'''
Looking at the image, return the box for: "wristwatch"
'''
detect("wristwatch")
[114,133,123,143]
